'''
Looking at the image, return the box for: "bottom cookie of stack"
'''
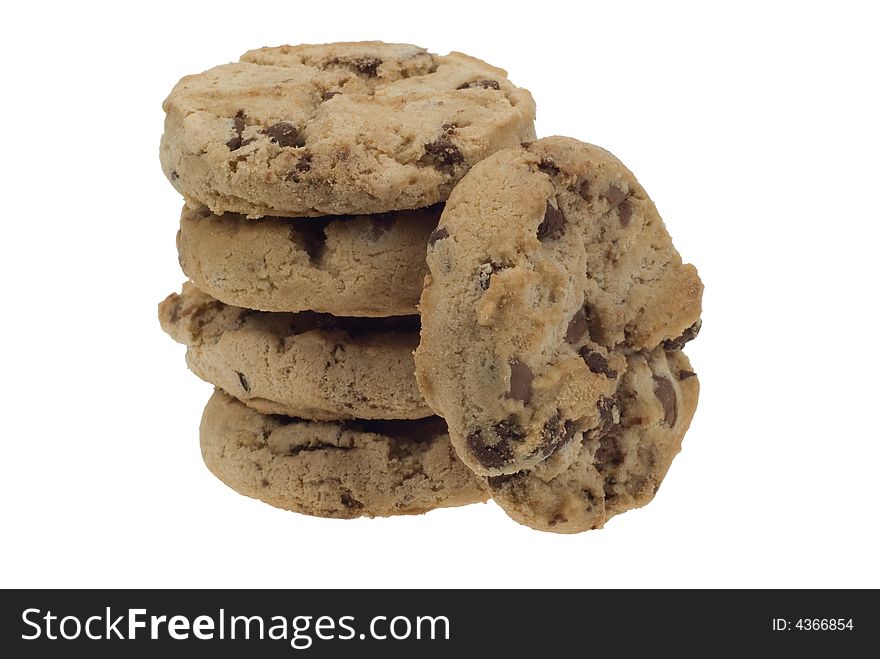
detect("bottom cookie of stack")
[200,390,489,519]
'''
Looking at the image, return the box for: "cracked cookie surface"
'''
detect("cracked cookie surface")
[178,204,438,316]
[159,283,430,420]
[200,389,488,519]
[416,136,702,476]
[488,348,698,533]
[161,41,536,218]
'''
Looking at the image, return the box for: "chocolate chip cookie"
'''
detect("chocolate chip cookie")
[416,136,702,476]
[161,41,536,218]
[178,204,438,316]
[200,389,488,519]
[488,347,698,533]
[159,283,430,420]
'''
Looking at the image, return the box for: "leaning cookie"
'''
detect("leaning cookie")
[488,348,698,533]
[159,283,430,420]
[200,390,489,519]
[416,136,702,476]
[178,204,438,316]
[161,41,536,218]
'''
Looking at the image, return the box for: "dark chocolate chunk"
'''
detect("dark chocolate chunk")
[652,375,678,426]
[618,200,632,226]
[662,321,702,351]
[421,136,464,171]
[589,397,617,439]
[428,227,449,247]
[578,346,618,378]
[457,79,500,90]
[506,359,534,403]
[549,513,569,526]
[340,492,364,509]
[236,371,251,393]
[487,473,518,489]
[478,262,504,290]
[467,429,512,469]
[594,433,624,471]
[493,418,525,443]
[540,413,578,457]
[441,122,457,133]
[566,306,589,344]
[169,170,179,182]
[537,201,565,240]
[295,153,312,172]
[168,299,182,324]
[352,57,381,77]
[603,184,627,206]
[678,370,697,381]
[538,158,560,175]
[226,110,246,151]
[263,122,303,148]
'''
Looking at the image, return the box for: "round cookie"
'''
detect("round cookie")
[161,42,536,218]
[415,136,703,476]
[159,283,430,420]
[488,348,699,533]
[200,389,488,519]
[177,204,438,316]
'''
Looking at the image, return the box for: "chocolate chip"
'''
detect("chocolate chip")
[226,110,246,151]
[493,418,525,443]
[603,185,627,206]
[169,170,179,182]
[466,429,512,469]
[236,371,251,393]
[487,473,518,489]
[595,433,624,471]
[478,262,504,290]
[537,201,565,240]
[421,136,464,171]
[441,122,457,133]
[618,200,632,226]
[457,79,500,90]
[678,370,697,381]
[662,321,702,351]
[540,413,578,457]
[263,122,303,148]
[566,307,589,344]
[652,375,677,426]
[549,513,568,526]
[583,304,604,344]
[295,153,312,172]
[352,57,381,77]
[168,299,182,324]
[340,492,364,509]
[588,397,618,439]
[321,91,340,101]
[578,346,618,378]
[506,359,533,403]
[428,227,449,247]
[538,158,560,175]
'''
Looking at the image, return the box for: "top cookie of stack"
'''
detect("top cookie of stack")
[160,42,536,319]
[161,41,536,220]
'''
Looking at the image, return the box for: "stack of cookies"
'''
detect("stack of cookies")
[158,42,703,533]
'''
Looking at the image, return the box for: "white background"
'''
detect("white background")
[1,0,878,589]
